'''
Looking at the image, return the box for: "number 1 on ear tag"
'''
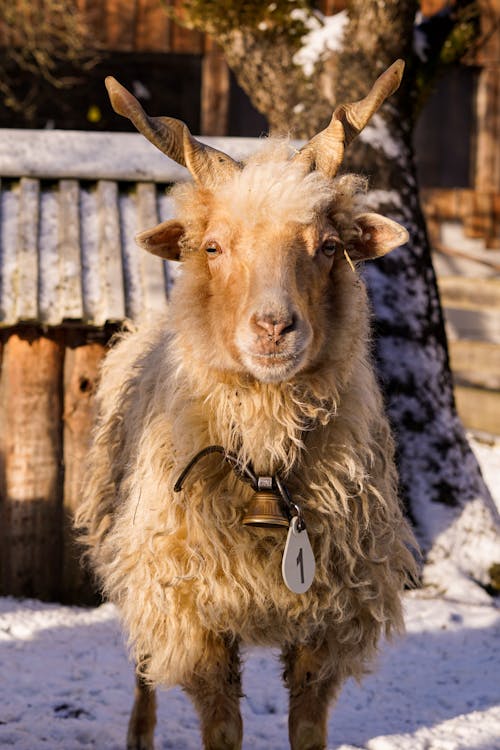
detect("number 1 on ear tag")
[282,517,315,593]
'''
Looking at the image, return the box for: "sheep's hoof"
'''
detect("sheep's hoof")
[126,730,154,750]
[292,721,326,750]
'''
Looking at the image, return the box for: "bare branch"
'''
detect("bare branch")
[0,0,100,119]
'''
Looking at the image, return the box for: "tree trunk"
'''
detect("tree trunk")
[337,0,499,598]
[221,28,333,136]
[198,0,500,593]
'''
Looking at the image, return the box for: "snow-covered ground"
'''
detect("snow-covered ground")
[1,437,499,750]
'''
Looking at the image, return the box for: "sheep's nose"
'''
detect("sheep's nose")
[252,313,296,340]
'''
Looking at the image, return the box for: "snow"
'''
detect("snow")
[292,10,348,77]
[358,115,402,160]
[1,593,498,749]
[413,11,430,63]
[365,189,403,212]
[79,186,102,321]
[38,187,59,324]
[0,438,499,749]
[0,186,19,321]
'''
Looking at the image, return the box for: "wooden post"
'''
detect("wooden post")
[319,0,348,13]
[420,1,448,14]
[466,191,494,239]
[61,332,106,604]
[456,189,475,227]
[105,0,137,51]
[170,0,204,54]
[0,328,64,600]
[475,66,500,193]
[473,2,500,207]
[201,39,230,136]
[492,193,500,249]
[135,0,171,51]
[77,0,108,47]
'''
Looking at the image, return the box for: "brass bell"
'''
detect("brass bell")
[242,489,289,528]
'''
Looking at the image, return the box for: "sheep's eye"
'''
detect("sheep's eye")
[321,237,341,257]
[204,241,222,257]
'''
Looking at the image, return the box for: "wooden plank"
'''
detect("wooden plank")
[0,178,24,325]
[97,180,126,323]
[16,178,39,321]
[475,0,500,67]
[455,189,475,222]
[135,0,170,51]
[490,192,500,249]
[469,192,494,240]
[136,183,168,317]
[474,66,500,194]
[424,188,457,219]
[58,179,84,321]
[37,185,61,325]
[0,329,64,599]
[0,130,261,182]
[201,41,230,136]
[450,339,500,389]
[77,0,107,46]
[421,188,478,225]
[420,0,448,14]
[157,187,179,295]
[457,189,476,239]
[444,307,500,345]
[319,1,348,13]
[420,190,438,220]
[454,384,500,436]
[438,276,500,311]
[62,334,106,604]
[105,0,136,51]
[170,0,204,53]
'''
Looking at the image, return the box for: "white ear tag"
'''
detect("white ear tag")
[282,517,315,594]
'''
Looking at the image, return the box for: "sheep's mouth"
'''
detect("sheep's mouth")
[241,349,307,382]
[235,324,313,382]
[252,351,294,362]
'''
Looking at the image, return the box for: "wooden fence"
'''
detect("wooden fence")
[438,276,500,436]
[422,187,500,436]
[0,327,109,604]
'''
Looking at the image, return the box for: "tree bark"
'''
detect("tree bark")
[185,0,500,593]
[221,27,333,136]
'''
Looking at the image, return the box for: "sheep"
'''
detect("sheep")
[75,60,418,750]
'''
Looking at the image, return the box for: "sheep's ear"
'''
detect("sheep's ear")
[135,219,185,261]
[348,213,409,261]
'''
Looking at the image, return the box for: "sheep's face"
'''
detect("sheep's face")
[136,156,408,384]
[196,213,339,383]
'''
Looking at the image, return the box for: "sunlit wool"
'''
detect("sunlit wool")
[75,142,417,692]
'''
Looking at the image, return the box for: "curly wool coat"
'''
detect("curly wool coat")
[76,145,417,690]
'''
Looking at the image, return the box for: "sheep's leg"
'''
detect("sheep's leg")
[126,670,157,750]
[282,643,341,750]
[183,635,243,750]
